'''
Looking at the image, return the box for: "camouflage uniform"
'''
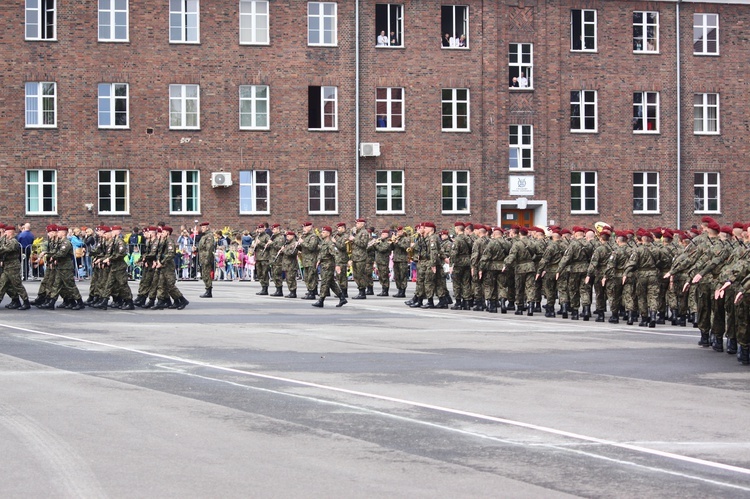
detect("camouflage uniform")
[298,229,320,297]
[480,232,509,312]
[373,235,393,295]
[350,226,371,298]
[253,230,272,293]
[197,229,216,295]
[391,232,411,297]
[449,229,473,309]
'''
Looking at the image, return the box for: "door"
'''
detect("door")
[501,209,534,230]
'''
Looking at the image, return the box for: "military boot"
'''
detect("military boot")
[176,297,190,310]
[515,302,525,315]
[487,300,498,313]
[648,311,657,328]
[595,310,606,322]
[17,299,31,311]
[500,299,507,314]
[570,308,579,320]
[30,294,46,306]
[71,299,86,311]
[638,315,649,327]
[463,299,473,311]
[738,345,750,365]
[377,288,389,297]
[421,298,436,309]
[404,294,417,306]
[93,298,108,310]
[256,286,269,296]
[366,286,374,296]
[711,333,724,352]
[86,295,98,305]
[143,298,155,309]
[408,297,424,308]
[581,305,591,321]
[5,298,21,309]
[677,314,687,327]
[608,313,619,324]
[353,288,366,299]
[312,297,325,308]
[152,299,168,310]
[270,287,283,297]
[626,311,636,326]
[336,296,348,307]
[527,302,535,316]
[561,303,569,319]
[472,300,485,312]
[121,299,135,311]
[200,288,213,298]
[39,297,57,310]
[435,296,448,309]
[727,338,738,355]
[656,311,665,325]
[506,301,516,311]
[698,331,710,347]
[450,298,463,310]
[285,290,297,298]
[544,305,556,318]
[133,295,146,307]
[534,302,542,313]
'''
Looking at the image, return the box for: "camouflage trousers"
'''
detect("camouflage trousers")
[136,266,155,298]
[392,261,409,291]
[451,265,471,300]
[103,264,132,301]
[482,269,506,301]
[514,271,536,304]
[318,262,342,299]
[271,263,283,287]
[200,259,214,290]
[605,276,623,316]
[635,271,660,316]
[302,264,318,293]
[156,265,184,301]
[566,271,585,308]
[472,267,484,304]
[0,266,28,301]
[50,266,81,301]
[256,260,270,287]
[351,260,369,291]
[376,260,390,290]
[542,272,558,308]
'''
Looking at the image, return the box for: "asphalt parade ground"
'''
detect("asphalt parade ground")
[0,279,749,498]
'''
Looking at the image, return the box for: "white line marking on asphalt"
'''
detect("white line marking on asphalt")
[1,322,748,480]
[157,364,750,492]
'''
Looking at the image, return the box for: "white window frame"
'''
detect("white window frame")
[509,43,533,89]
[509,125,533,171]
[375,4,403,48]
[694,172,720,214]
[570,90,597,133]
[375,170,404,214]
[98,170,130,215]
[571,9,597,52]
[693,13,719,56]
[239,0,269,45]
[633,11,658,53]
[441,88,470,132]
[441,170,470,214]
[308,86,338,131]
[239,170,270,214]
[25,81,57,128]
[25,169,57,215]
[376,87,404,131]
[98,83,129,129]
[239,85,269,130]
[633,172,659,214]
[169,0,200,44]
[694,93,719,134]
[308,2,337,46]
[99,0,129,42]
[169,84,200,130]
[170,170,201,214]
[571,171,598,214]
[633,91,659,134]
[25,0,56,41]
[308,170,338,214]
[440,5,469,49]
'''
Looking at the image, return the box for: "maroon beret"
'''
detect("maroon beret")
[200,222,210,226]
[111,225,122,231]
[271,223,281,229]
[322,226,332,233]
[707,222,721,232]
[701,216,716,224]
[336,222,347,227]
[720,226,733,235]
[454,221,465,227]
[733,222,745,229]
[286,231,295,236]
[356,218,366,223]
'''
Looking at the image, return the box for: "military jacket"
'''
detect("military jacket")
[298,232,320,266]
[197,232,216,264]
[253,232,272,261]
[317,239,338,264]
[558,238,590,274]
[427,234,444,267]
[479,237,508,271]
[373,238,393,265]
[504,236,536,273]
[48,237,75,269]
[537,239,564,274]
[268,233,285,263]
[351,228,370,262]
[624,242,659,277]
[392,234,411,263]
[108,235,129,268]
[604,244,630,279]
[281,240,299,268]
[586,240,612,278]
[0,237,22,269]
[450,233,472,267]
[470,236,489,268]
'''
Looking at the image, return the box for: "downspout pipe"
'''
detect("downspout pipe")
[355,0,361,219]
[676,1,682,229]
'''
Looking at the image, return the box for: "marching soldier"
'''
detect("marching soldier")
[86,226,108,305]
[298,222,320,299]
[602,231,630,324]
[480,227,509,313]
[253,223,272,295]
[0,224,31,310]
[40,225,85,310]
[152,226,189,310]
[373,229,394,296]
[623,229,661,328]
[405,224,428,308]
[688,221,727,346]
[449,222,473,310]
[97,225,134,310]
[268,224,285,296]
[557,226,589,320]
[585,229,612,322]
[391,226,411,298]
[311,226,347,308]
[134,227,157,307]
[197,222,216,298]
[503,227,537,316]
[31,224,58,307]
[332,222,350,298]
[537,229,564,318]
[281,230,299,298]
[349,218,370,299]
[470,225,489,311]
[422,222,449,309]
[365,227,376,295]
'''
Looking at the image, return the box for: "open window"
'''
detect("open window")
[375,4,403,47]
[441,5,468,49]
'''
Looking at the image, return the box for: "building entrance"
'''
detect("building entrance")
[501,209,534,230]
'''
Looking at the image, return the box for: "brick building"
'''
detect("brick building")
[1,0,748,231]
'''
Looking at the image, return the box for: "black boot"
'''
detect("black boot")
[200,288,213,298]
[691,312,699,328]
[527,302,535,316]
[39,297,56,310]
[561,303,569,319]
[712,334,724,352]
[487,300,498,313]
[353,288,366,300]
[256,286,269,296]
[377,288,389,297]
[472,300,486,312]
[648,311,657,328]
[727,338,738,355]
[30,294,47,306]
[463,299,472,311]
[515,301,524,315]
[698,331,710,347]
[312,297,325,308]
[336,296,347,307]
[570,308,579,320]
[544,305,556,318]
[450,298,463,310]
[677,314,687,327]
[608,313,619,324]
[500,299,507,314]
[534,302,542,313]
[285,290,297,298]
[595,310,605,322]
[404,294,417,306]
[581,305,591,321]
[557,305,564,316]
[5,298,21,309]
[656,311,665,325]
[133,295,146,307]
[86,295,98,305]
[152,299,168,310]
[626,311,636,325]
[739,345,750,365]
[421,298,436,309]
[167,298,177,309]
[366,286,374,296]
[638,315,649,327]
[506,301,516,311]
[121,299,135,311]
[176,297,189,310]
[270,286,283,297]
[436,296,449,309]
[93,298,108,310]
[408,297,424,308]
[71,299,86,311]
[303,291,317,300]
[143,298,155,309]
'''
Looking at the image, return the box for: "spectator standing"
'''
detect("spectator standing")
[16,223,34,281]
[177,229,194,279]
[215,248,227,281]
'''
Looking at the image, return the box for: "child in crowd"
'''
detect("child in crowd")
[215,247,226,280]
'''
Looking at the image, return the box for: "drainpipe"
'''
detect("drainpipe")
[676,1,682,229]
[355,0,361,218]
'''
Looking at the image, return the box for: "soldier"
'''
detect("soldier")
[537,229,564,318]
[0,224,31,310]
[623,229,662,328]
[480,227,510,313]
[197,222,216,298]
[529,227,548,313]
[40,225,85,310]
[720,223,750,352]
[373,229,394,296]
[349,218,371,299]
[602,231,630,324]
[727,224,750,364]
[312,226,347,308]
[503,227,537,315]
[405,224,428,308]
[365,227,376,295]
[95,225,134,310]
[332,222,350,298]
[449,222,473,310]
[585,229,612,322]
[688,221,728,346]
[267,224,285,296]
[391,226,411,298]
[469,225,489,311]
[298,222,320,299]
[253,223,272,295]
[281,230,299,298]
[134,227,157,307]
[556,226,589,320]
[152,226,189,310]
[421,222,449,309]
[86,226,108,305]
[31,224,58,306]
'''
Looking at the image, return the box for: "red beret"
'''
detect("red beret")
[440,230,449,235]
[720,226,733,235]
[733,222,745,229]
[381,228,390,234]
[101,226,112,232]
[561,228,571,235]
[56,225,68,232]
[46,224,57,232]
[163,226,173,234]
[454,221,465,227]
[336,222,347,227]
[424,222,436,229]
[745,224,750,231]
[492,226,503,232]
[651,229,662,238]
[356,218,366,223]
[322,226,332,233]
[476,225,487,231]
[662,229,674,239]
[701,216,716,224]
[707,222,721,232]
[200,222,210,226]
[286,231,295,236]
[397,226,404,231]
[111,225,122,231]
[0,224,7,230]
[465,223,474,229]
[519,227,529,235]
[303,222,313,227]
[271,223,281,229]
[257,224,265,229]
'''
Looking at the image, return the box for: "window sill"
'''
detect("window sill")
[693,52,720,57]
[169,41,201,45]
[509,87,534,91]
[570,49,598,53]
[509,169,534,172]
[633,131,660,135]
[99,39,130,43]
[694,211,721,215]
[26,212,58,216]
[633,211,661,215]
[170,212,202,216]
[99,126,131,130]
[25,38,58,42]
[25,126,58,129]
[240,212,271,216]
[442,211,471,215]
[375,45,404,49]
[308,128,339,132]
[570,130,598,134]
[376,211,406,215]
[240,42,271,46]
[240,127,270,131]
[442,129,472,133]
[376,128,405,132]
[170,127,201,131]
[308,43,339,48]
[694,132,721,136]
[308,212,339,216]
[441,46,469,50]
[99,212,131,216]
[633,50,659,54]
[571,211,599,215]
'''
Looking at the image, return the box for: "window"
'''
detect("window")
[571,9,596,51]
[26,0,56,40]
[26,170,57,214]
[694,173,720,213]
[633,91,659,133]
[98,83,129,128]
[25,82,56,128]
[170,170,200,213]
[509,43,532,88]
[239,0,268,45]
[308,86,337,130]
[694,93,719,134]
[98,170,129,214]
[375,4,403,47]
[694,13,718,55]
[308,170,338,214]
[376,87,404,130]
[99,0,128,42]
[633,11,658,52]
[442,88,469,132]
[441,171,470,213]
[441,5,468,48]
[570,90,597,132]
[170,0,199,43]
[308,2,336,46]
[239,170,269,214]
[376,170,404,213]
[170,84,200,129]
[571,171,597,213]
[633,172,659,213]
[509,125,533,170]
[239,85,269,130]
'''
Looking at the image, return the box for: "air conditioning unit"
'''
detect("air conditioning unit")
[359,142,381,157]
[211,172,233,188]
